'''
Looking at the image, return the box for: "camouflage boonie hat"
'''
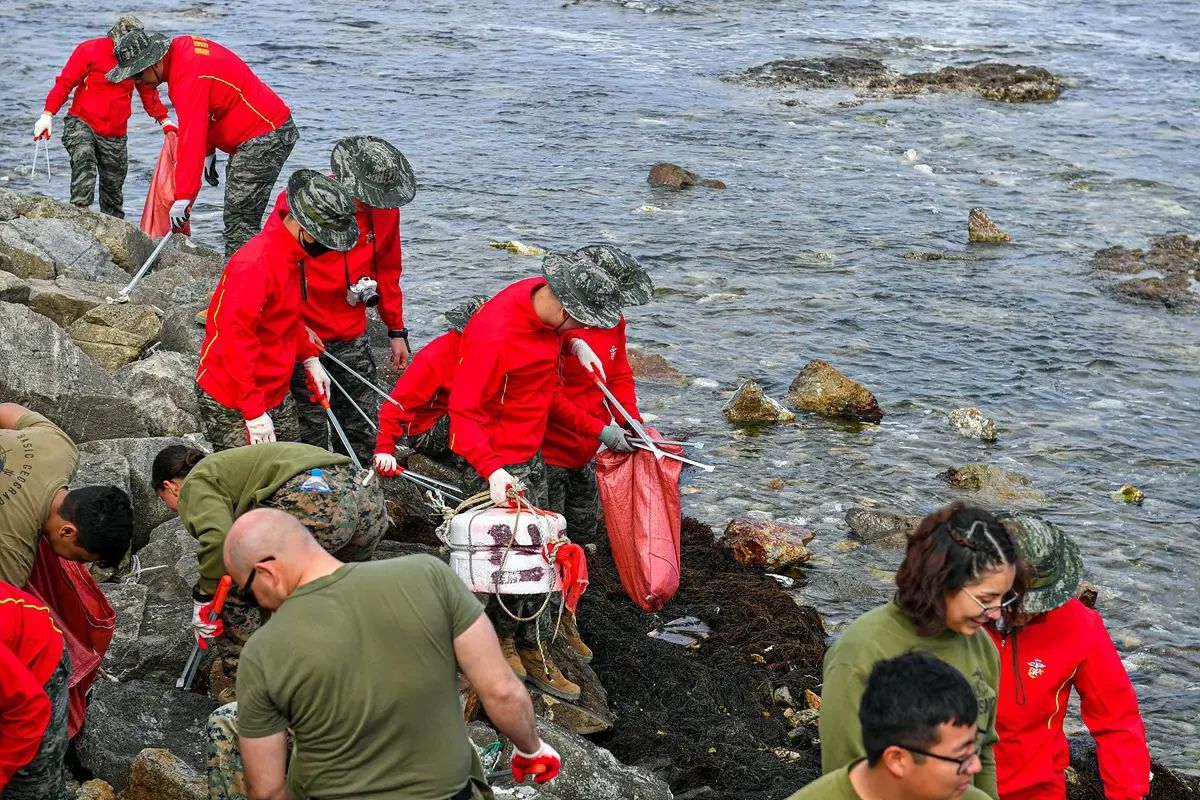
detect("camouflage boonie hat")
[330,136,416,209]
[445,294,489,332]
[108,14,144,42]
[106,29,169,83]
[575,244,653,306]
[1007,514,1083,615]
[286,169,359,251]
[542,251,627,328]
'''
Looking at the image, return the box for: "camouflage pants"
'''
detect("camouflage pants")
[196,388,301,452]
[0,647,71,800]
[61,114,127,219]
[546,462,600,543]
[462,454,556,648]
[407,415,471,475]
[290,336,377,465]
[206,702,245,800]
[213,462,388,675]
[224,117,299,259]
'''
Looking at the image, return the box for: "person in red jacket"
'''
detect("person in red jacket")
[0,581,71,800]
[373,295,488,477]
[279,136,416,463]
[195,170,358,451]
[107,29,298,258]
[988,515,1151,800]
[447,250,650,701]
[34,15,173,219]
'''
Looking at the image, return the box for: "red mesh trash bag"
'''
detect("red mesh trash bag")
[139,130,190,237]
[24,538,116,738]
[595,428,684,612]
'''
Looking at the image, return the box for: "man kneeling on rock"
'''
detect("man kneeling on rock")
[206,508,561,800]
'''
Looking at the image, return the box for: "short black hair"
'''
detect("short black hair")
[60,485,134,567]
[859,652,978,766]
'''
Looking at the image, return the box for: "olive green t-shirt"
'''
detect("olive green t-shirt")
[819,602,1001,799]
[786,763,993,799]
[0,413,78,587]
[176,442,349,593]
[237,556,486,800]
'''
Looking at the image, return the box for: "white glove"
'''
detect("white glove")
[373,453,399,477]
[169,198,192,231]
[599,423,634,452]
[33,112,52,140]
[204,152,220,187]
[488,468,523,507]
[569,338,605,381]
[303,357,331,403]
[244,413,276,445]
[192,597,222,642]
[159,116,178,135]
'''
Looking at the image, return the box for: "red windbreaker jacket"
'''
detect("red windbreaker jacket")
[448,278,605,479]
[43,37,168,138]
[375,331,461,454]
[162,35,290,202]
[272,190,404,342]
[0,581,65,788]
[988,599,1150,800]
[196,205,319,419]
[543,318,641,469]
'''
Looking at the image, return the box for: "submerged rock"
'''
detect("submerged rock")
[1090,234,1199,311]
[124,748,206,800]
[487,240,545,256]
[627,347,687,385]
[114,351,202,436]
[730,57,895,90]
[722,381,795,424]
[722,518,814,570]
[939,463,1044,503]
[968,208,1010,243]
[845,506,919,549]
[948,407,998,442]
[897,63,1064,102]
[647,162,726,190]
[787,360,884,423]
[1111,484,1145,505]
[1114,272,1194,310]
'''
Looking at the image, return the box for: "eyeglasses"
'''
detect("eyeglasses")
[899,737,983,775]
[961,587,1020,618]
[240,556,275,596]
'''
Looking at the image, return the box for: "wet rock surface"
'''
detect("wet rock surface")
[1091,234,1198,311]
[939,462,1046,504]
[648,162,726,190]
[722,517,814,570]
[844,506,919,549]
[968,207,1010,243]
[948,406,998,442]
[787,359,884,423]
[722,380,795,424]
[627,347,688,385]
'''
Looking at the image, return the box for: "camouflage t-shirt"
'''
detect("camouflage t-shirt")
[0,413,78,586]
[237,556,486,800]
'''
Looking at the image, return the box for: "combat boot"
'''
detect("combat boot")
[518,645,581,701]
[500,636,526,680]
[559,612,593,662]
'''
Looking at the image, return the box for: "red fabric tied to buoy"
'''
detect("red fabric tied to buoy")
[23,538,116,739]
[550,542,589,616]
[139,130,190,237]
[595,427,684,612]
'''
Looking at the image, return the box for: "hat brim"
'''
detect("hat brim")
[542,254,622,328]
[575,244,653,306]
[105,37,169,83]
[331,140,417,209]
[1018,531,1084,615]
[294,210,359,251]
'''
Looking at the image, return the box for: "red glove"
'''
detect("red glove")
[511,739,560,784]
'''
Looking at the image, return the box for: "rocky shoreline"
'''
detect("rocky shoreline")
[1,187,1196,798]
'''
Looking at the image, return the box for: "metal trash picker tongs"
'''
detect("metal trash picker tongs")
[107,232,179,304]
[30,135,51,182]
[176,574,233,690]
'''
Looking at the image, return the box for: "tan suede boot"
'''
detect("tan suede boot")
[500,636,526,680]
[518,645,581,701]
[559,612,593,662]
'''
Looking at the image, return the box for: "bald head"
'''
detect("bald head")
[224,509,339,608]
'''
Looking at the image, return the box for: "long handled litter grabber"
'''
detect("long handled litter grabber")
[107,232,175,303]
[30,136,51,181]
[585,368,665,460]
[176,574,232,690]
[319,395,366,472]
[629,439,716,472]
[328,372,378,431]
[644,438,705,450]
[392,465,466,503]
[319,349,404,408]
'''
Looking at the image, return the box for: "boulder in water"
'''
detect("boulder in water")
[968,208,1010,243]
[939,463,1045,503]
[898,63,1064,102]
[0,301,148,442]
[627,347,687,385]
[114,351,202,436]
[728,56,895,90]
[948,407,998,442]
[787,360,884,423]
[1091,234,1198,311]
[124,748,207,800]
[67,304,163,371]
[1111,484,1145,505]
[845,506,918,549]
[648,162,726,190]
[722,381,795,424]
[722,518,814,570]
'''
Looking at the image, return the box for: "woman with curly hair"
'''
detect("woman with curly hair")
[819,502,1028,800]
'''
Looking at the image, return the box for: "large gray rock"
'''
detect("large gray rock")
[0,186,37,221]
[0,269,31,303]
[0,302,148,442]
[0,217,127,282]
[129,249,222,310]
[158,303,209,355]
[25,194,153,273]
[467,719,672,800]
[25,277,105,327]
[845,506,919,549]
[136,519,199,601]
[68,304,164,371]
[124,748,206,800]
[76,680,217,792]
[78,437,197,552]
[100,582,193,684]
[114,352,202,436]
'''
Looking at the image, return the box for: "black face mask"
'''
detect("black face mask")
[298,231,331,258]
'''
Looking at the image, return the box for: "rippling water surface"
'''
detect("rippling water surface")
[2,0,1198,773]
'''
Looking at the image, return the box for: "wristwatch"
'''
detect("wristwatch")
[388,328,409,343]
